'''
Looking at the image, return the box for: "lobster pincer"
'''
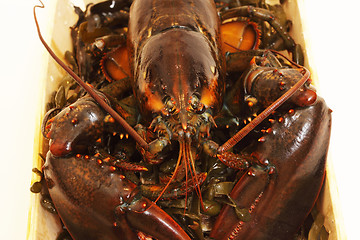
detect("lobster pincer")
[210,95,331,240]
[209,52,331,240]
[44,152,191,240]
[41,90,191,239]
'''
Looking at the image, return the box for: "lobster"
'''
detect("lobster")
[33,0,331,239]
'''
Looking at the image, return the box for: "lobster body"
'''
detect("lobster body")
[128,0,225,120]
[34,0,332,239]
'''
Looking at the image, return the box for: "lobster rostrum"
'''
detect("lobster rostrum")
[33,0,331,239]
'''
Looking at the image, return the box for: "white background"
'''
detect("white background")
[0,0,359,239]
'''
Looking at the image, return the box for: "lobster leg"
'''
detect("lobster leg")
[224,49,284,73]
[101,79,138,126]
[140,172,207,200]
[85,0,131,32]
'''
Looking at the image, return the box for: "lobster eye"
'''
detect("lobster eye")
[189,94,205,114]
[195,103,205,114]
[210,66,217,76]
[163,96,176,114]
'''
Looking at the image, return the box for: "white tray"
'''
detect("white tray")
[27,0,345,239]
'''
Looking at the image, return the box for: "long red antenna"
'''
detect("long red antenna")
[34,1,149,151]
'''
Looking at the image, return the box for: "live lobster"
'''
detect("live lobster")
[32,0,331,239]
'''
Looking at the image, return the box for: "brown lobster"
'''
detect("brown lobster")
[33,0,331,239]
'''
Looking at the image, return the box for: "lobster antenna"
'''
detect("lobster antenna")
[218,64,310,154]
[34,1,149,151]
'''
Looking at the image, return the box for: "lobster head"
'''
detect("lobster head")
[131,29,225,144]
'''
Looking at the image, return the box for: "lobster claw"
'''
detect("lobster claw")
[46,97,106,157]
[210,97,331,240]
[43,152,190,240]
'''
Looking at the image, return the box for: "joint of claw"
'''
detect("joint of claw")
[203,140,220,157]
[245,97,257,108]
[148,138,168,155]
[218,152,250,170]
